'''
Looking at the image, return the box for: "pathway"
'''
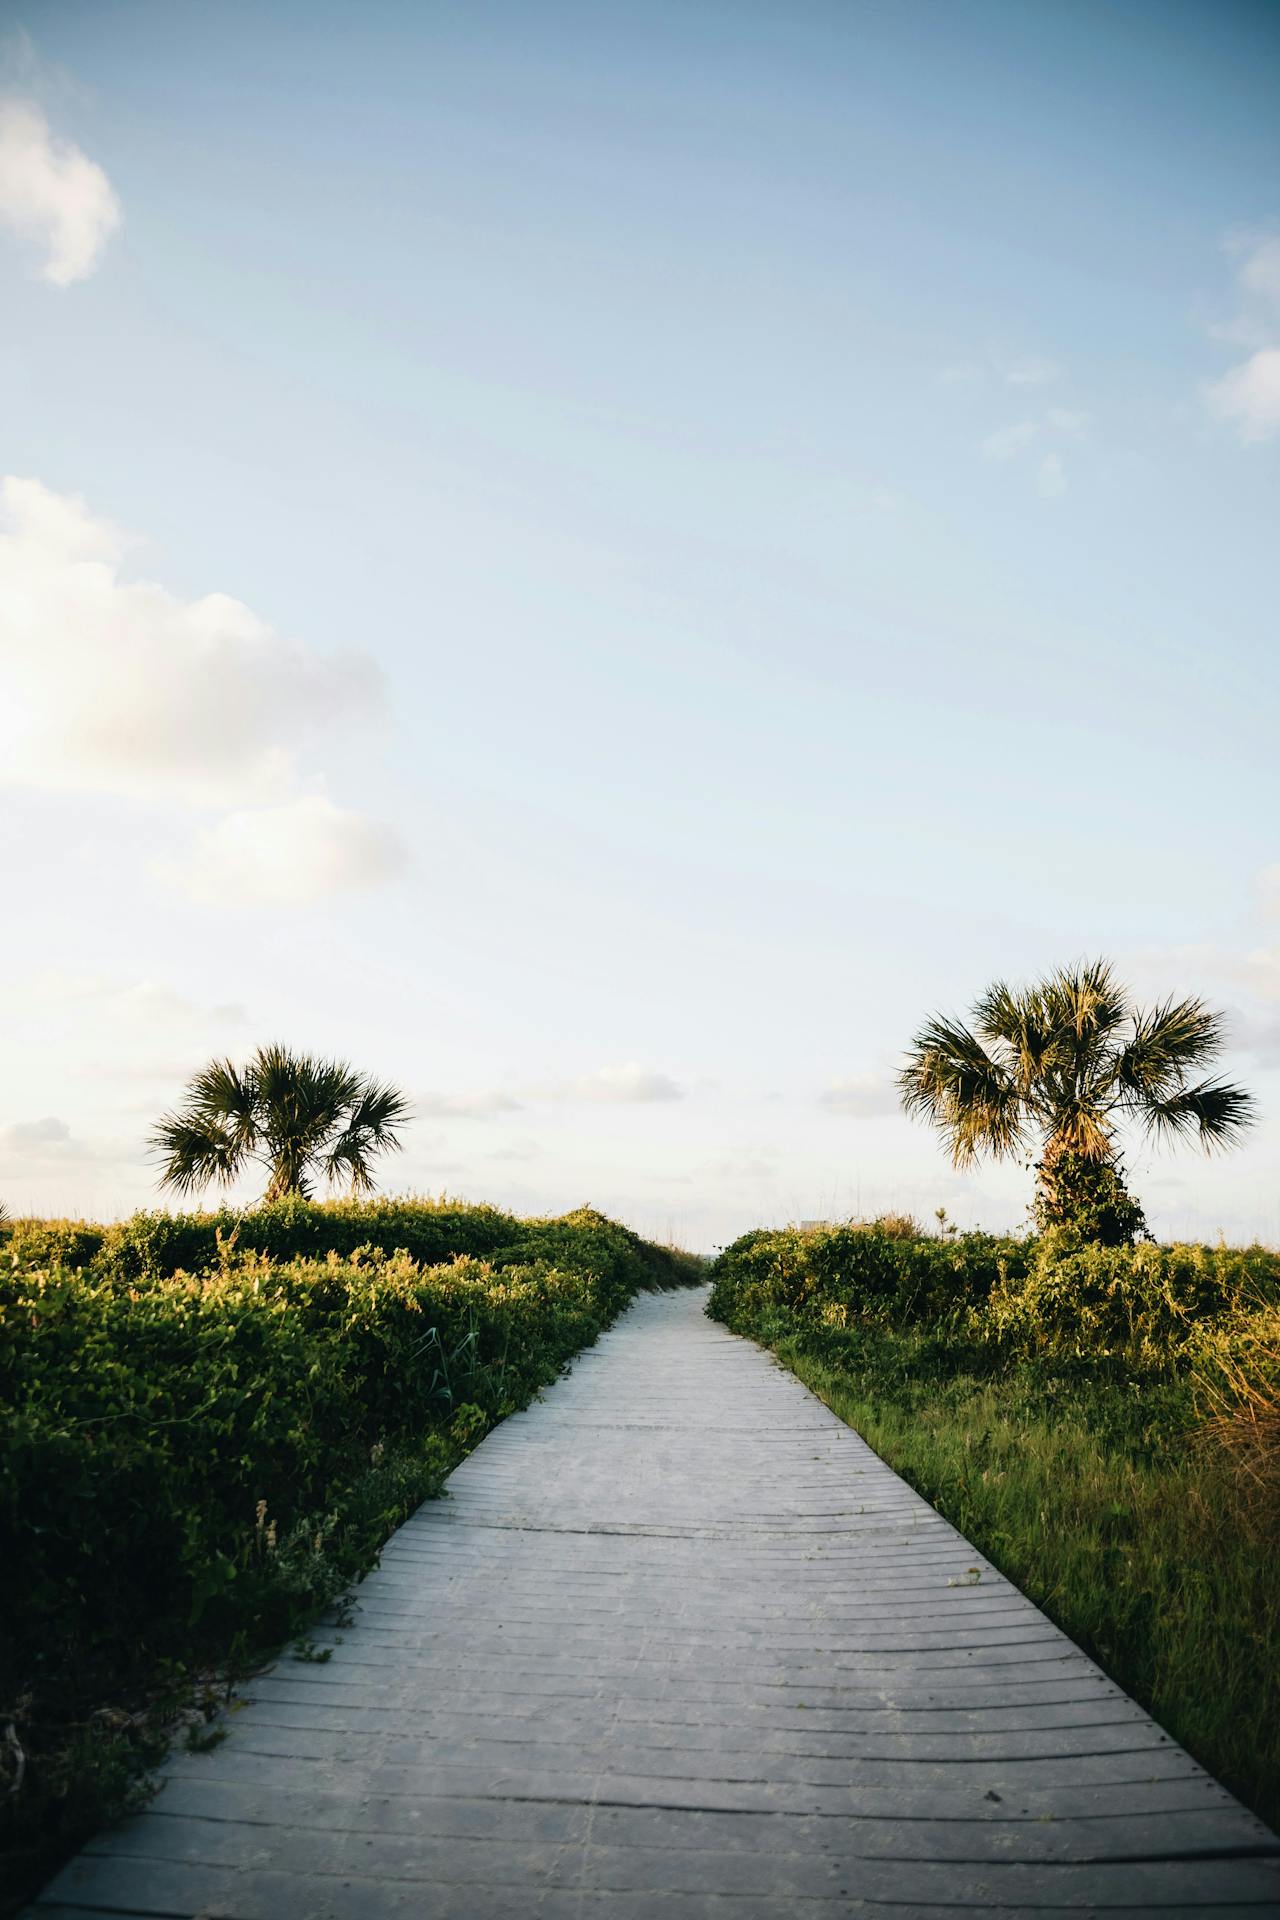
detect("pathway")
[31,1286,1280,1917]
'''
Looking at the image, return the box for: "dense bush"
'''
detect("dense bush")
[1,1200,698,1910]
[709,1219,1280,1373]
[707,1219,1030,1336]
[4,1217,108,1271]
[7,1193,529,1286]
[984,1233,1280,1366]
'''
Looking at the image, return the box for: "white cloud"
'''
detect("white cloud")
[981,420,1038,462]
[8,974,250,1099]
[417,1089,523,1120]
[1036,452,1067,498]
[1204,236,1280,444]
[558,1063,684,1104]
[818,1073,900,1118]
[431,1066,686,1113]
[1003,355,1062,387]
[981,411,1077,494]
[1239,947,1280,1003]
[1235,233,1280,310]
[1,1115,73,1155]
[0,477,383,807]
[1220,1006,1280,1069]
[702,1151,779,1185]
[1046,407,1088,435]
[0,95,119,284]
[161,797,407,907]
[1206,348,1280,445]
[0,477,404,906]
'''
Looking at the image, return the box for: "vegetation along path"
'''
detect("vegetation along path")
[31,1287,1280,1918]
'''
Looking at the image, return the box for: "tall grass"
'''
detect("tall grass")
[709,1222,1280,1832]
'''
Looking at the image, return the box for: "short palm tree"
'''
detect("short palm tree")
[898,960,1253,1242]
[152,1044,410,1202]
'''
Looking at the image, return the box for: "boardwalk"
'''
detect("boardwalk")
[33,1286,1280,1918]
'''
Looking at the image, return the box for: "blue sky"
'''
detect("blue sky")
[2,0,1278,1247]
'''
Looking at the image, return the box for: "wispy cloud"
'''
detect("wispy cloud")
[1046,407,1088,435]
[1203,233,1280,445]
[0,95,119,284]
[937,362,983,387]
[554,1063,685,1104]
[939,353,1064,390]
[1,1115,76,1156]
[981,420,1039,462]
[1036,452,1067,498]
[417,1088,524,1120]
[818,1072,899,1118]
[979,408,1080,498]
[1002,354,1062,388]
[1207,349,1280,445]
[0,1114,127,1166]
[159,798,407,908]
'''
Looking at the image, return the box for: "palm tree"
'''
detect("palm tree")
[152,1044,410,1202]
[898,960,1253,1243]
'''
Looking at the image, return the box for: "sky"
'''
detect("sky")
[1,0,1278,1251]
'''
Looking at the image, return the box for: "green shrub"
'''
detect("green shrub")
[709,1220,1280,1374]
[1,1200,696,1911]
[707,1219,1029,1334]
[983,1235,1280,1369]
[5,1217,107,1271]
[87,1193,525,1285]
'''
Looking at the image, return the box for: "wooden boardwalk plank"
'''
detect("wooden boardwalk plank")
[29,1286,1280,1916]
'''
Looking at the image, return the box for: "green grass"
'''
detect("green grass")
[708,1225,1280,1834]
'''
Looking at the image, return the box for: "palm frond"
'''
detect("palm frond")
[181,1057,259,1147]
[153,1046,410,1201]
[323,1079,411,1192]
[1042,959,1130,1044]
[1142,1077,1256,1153]
[898,1017,1025,1167]
[253,1044,364,1179]
[151,1113,247,1194]
[1115,996,1228,1102]
[973,980,1060,1094]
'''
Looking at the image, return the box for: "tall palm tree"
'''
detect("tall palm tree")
[898,960,1253,1242]
[152,1044,410,1202]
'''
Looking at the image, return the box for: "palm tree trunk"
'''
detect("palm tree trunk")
[1033,1141,1148,1245]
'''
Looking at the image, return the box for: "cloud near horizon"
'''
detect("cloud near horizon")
[414,1067,684,1118]
[1,1115,74,1155]
[0,95,119,284]
[818,1072,900,1118]
[558,1063,685,1104]
[416,1088,524,1120]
